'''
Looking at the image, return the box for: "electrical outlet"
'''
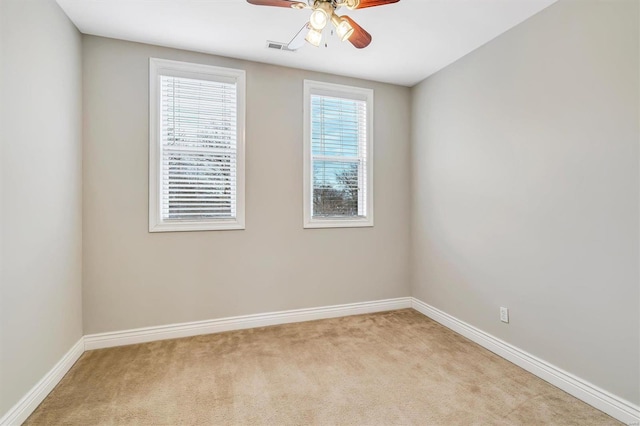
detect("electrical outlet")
[500,307,509,323]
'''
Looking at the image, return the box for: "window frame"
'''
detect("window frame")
[303,80,374,229]
[149,58,246,233]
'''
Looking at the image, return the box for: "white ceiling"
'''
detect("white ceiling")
[56,0,556,86]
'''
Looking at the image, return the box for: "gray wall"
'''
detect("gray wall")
[82,36,411,334]
[0,0,83,416]
[411,0,639,404]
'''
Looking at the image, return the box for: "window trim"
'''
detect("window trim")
[149,58,246,232]
[303,80,374,229]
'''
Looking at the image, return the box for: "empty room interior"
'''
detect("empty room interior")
[1,0,639,424]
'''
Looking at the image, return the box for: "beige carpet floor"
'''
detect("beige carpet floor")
[26,309,619,425]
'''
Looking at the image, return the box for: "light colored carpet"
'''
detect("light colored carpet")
[25,309,618,425]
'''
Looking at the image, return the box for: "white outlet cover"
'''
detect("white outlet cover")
[500,307,509,323]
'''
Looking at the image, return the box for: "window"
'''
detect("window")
[149,58,245,232]
[303,80,373,228]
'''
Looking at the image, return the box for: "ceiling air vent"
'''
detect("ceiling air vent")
[266,41,295,52]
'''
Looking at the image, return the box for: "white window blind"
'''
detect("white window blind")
[311,95,367,218]
[149,59,245,232]
[303,80,373,229]
[161,76,237,220]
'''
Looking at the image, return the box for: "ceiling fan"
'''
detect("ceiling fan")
[247,0,400,49]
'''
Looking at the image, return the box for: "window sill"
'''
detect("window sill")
[149,219,244,233]
[304,217,373,229]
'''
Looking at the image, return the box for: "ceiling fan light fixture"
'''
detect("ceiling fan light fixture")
[246,0,378,50]
[309,9,328,30]
[331,14,354,41]
[305,27,323,47]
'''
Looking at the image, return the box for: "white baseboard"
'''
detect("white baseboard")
[5,297,636,425]
[0,338,84,426]
[84,297,412,351]
[411,297,640,424]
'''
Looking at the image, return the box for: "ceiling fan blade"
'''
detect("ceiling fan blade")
[246,0,307,8]
[288,23,310,50]
[349,0,399,9]
[343,16,372,49]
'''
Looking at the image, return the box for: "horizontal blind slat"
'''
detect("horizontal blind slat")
[163,146,237,154]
